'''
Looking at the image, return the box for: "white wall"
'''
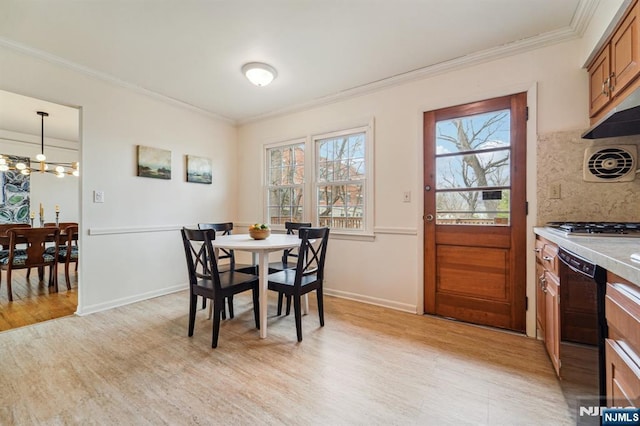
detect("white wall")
[238,38,590,336]
[0,45,238,314]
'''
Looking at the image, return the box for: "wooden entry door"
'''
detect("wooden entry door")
[423,93,527,332]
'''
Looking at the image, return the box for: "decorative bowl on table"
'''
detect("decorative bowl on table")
[249,224,271,240]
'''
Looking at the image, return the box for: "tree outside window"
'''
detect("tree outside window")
[315,131,366,230]
[266,143,304,225]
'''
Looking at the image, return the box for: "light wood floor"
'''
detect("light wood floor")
[0,268,78,331]
[0,291,575,425]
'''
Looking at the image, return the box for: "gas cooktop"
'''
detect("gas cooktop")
[546,222,640,237]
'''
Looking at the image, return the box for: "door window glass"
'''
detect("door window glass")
[435,109,511,225]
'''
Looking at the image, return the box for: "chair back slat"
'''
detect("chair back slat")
[293,227,329,286]
[197,222,235,266]
[181,228,222,291]
[282,222,311,264]
[7,227,60,268]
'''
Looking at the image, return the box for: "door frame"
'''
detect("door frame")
[417,85,538,337]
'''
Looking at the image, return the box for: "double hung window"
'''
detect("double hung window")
[265,124,372,233]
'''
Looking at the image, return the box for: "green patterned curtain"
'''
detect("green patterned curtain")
[0,155,30,223]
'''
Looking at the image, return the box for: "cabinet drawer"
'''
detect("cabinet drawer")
[606,282,640,356]
[541,243,558,276]
[606,339,640,406]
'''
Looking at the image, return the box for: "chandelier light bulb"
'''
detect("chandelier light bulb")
[0,165,8,172]
[55,165,65,173]
[36,153,46,161]
[0,159,6,166]
[21,169,30,175]
[72,169,80,177]
[15,162,26,170]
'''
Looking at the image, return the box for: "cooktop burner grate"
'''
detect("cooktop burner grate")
[546,222,640,236]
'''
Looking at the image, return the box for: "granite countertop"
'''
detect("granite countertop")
[534,227,640,285]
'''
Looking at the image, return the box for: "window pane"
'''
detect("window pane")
[270,149,282,168]
[435,150,510,190]
[436,189,510,226]
[436,110,510,154]
[266,143,304,227]
[349,159,365,180]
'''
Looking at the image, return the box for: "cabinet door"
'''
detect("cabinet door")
[611,2,640,98]
[589,47,611,117]
[544,271,561,377]
[536,260,545,338]
[605,339,640,406]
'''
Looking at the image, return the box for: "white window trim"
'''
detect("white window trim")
[310,120,374,237]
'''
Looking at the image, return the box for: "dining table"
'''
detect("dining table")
[212,233,304,338]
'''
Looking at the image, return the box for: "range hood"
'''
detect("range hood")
[582,87,640,139]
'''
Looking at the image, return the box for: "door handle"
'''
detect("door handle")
[425,214,434,222]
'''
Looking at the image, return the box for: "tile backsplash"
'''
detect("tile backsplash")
[536,130,640,226]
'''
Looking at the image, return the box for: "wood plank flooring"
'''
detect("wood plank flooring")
[0,268,77,331]
[0,290,575,425]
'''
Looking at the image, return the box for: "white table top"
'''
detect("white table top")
[212,234,301,251]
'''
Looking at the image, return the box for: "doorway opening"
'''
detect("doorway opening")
[0,89,80,331]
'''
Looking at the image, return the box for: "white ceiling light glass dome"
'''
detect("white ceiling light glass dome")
[242,62,277,87]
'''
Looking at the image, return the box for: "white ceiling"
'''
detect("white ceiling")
[0,0,596,132]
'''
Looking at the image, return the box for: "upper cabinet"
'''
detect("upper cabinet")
[588,0,640,120]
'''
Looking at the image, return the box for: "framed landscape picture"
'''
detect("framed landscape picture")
[186,155,212,184]
[137,145,171,180]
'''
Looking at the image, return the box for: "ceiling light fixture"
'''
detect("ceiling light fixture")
[242,62,277,87]
[0,111,79,178]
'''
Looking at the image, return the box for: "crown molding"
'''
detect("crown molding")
[0,37,235,125]
[0,0,599,128]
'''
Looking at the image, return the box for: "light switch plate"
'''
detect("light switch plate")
[94,190,105,203]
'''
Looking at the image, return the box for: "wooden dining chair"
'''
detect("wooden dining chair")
[267,227,330,342]
[0,227,60,302]
[57,224,78,290]
[27,222,78,281]
[268,221,311,315]
[181,227,260,348]
[197,222,257,318]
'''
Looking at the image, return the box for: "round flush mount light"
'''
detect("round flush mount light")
[242,62,277,87]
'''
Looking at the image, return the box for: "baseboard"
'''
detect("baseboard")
[75,283,188,316]
[324,288,417,314]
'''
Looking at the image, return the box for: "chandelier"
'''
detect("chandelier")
[0,111,79,178]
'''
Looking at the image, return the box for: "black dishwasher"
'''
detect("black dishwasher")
[557,246,607,424]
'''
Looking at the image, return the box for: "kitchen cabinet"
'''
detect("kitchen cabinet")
[535,236,561,376]
[605,272,640,406]
[544,270,561,376]
[588,0,640,119]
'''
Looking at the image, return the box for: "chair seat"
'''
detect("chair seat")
[267,269,319,292]
[0,253,55,266]
[195,270,258,295]
[57,246,79,260]
[268,260,297,273]
[0,249,26,259]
